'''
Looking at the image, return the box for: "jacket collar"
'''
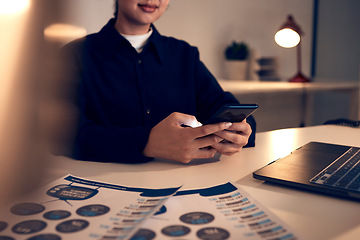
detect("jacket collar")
[95,19,164,64]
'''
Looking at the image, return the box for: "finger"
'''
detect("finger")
[215,130,250,146]
[219,151,237,156]
[191,122,232,138]
[171,112,202,128]
[194,134,223,149]
[178,147,218,164]
[211,142,242,155]
[192,147,218,159]
[227,121,252,136]
[215,121,252,143]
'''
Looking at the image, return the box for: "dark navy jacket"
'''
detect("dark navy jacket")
[63,19,256,163]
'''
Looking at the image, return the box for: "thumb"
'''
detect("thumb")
[172,112,202,128]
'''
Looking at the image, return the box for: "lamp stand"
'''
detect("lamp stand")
[289,72,311,83]
[289,41,311,82]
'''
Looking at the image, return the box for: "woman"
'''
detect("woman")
[63,0,256,164]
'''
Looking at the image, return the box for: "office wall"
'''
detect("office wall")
[312,0,360,124]
[56,0,313,80]
[315,0,360,81]
[156,0,313,80]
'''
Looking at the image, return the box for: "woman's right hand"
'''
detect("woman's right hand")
[143,112,232,164]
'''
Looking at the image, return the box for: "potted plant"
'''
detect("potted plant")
[224,41,249,80]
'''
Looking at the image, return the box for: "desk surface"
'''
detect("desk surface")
[46,125,360,240]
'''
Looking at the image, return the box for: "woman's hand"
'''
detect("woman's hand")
[143,112,232,164]
[211,119,252,156]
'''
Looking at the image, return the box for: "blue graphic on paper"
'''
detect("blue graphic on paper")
[42,175,179,210]
[46,184,98,202]
[155,183,237,218]
[161,225,191,237]
[197,227,230,240]
[130,228,156,240]
[0,236,14,240]
[180,212,215,225]
[11,220,47,235]
[55,219,89,233]
[43,210,71,220]
[175,182,237,197]
[27,233,61,240]
[10,203,45,216]
[76,204,110,217]
[63,175,180,197]
[154,205,167,216]
[0,221,8,231]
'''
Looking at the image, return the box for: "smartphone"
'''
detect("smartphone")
[205,104,258,124]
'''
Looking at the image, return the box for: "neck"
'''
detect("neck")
[115,18,150,35]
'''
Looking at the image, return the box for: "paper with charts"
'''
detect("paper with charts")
[0,174,300,240]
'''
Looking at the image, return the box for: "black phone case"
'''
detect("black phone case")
[205,104,258,124]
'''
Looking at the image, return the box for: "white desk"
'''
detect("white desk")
[218,80,360,131]
[45,125,360,240]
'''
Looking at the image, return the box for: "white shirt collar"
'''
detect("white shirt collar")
[121,28,153,53]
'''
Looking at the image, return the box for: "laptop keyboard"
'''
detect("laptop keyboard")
[310,147,360,192]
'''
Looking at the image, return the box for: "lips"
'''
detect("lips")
[138,3,159,13]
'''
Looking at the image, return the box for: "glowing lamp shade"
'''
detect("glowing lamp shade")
[0,0,30,14]
[274,28,300,48]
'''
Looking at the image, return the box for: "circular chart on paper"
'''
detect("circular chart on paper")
[0,221,8,232]
[43,210,71,220]
[180,212,215,225]
[0,236,15,240]
[10,203,45,216]
[11,220,47,235]
[56,219,89,233]
[76,204,110,217]
[130,228,156,240]
[161,225,191,237]
[197,227,230,240]
[26,234,62,240]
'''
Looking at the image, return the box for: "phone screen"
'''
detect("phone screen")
[205,104,258,124]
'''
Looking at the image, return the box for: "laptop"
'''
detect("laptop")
[253,141,360,201]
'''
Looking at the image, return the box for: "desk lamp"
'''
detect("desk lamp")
[275,15,311,82]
